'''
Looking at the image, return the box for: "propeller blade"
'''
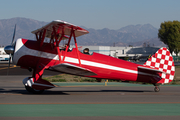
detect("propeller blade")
[11,24,16,45]
[7,55,11,75]
[6,24,16,75]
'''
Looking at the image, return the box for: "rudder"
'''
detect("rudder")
[143,47,175,84]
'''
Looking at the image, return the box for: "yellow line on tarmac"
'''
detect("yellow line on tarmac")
[0,65,18,70]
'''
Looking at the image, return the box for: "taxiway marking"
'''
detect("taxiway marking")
[0,65,18,70]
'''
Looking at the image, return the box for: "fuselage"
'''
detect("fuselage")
[13,38,155,83]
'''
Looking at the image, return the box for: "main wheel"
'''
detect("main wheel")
[154,86,160,92]
[25,86,44,94]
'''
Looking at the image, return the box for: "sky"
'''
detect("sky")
[0,0,180,29]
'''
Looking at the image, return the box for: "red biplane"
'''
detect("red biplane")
[4,20,175,93]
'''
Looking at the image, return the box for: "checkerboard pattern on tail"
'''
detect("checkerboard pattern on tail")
[144,47,175,84]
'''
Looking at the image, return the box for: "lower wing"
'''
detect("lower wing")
[49,63,97,76]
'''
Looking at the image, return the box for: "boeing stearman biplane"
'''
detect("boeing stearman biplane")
[4,20,175,93]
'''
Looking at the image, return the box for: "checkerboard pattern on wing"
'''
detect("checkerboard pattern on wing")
[144,47,175,83]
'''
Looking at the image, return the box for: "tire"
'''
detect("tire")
[25,86,44,94]
[154,86,160,92]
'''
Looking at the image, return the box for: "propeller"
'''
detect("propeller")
[4,24,16,75]
[11,24,16,44]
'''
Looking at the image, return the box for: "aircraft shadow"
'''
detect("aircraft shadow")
[0,89,152,95]
[0,89,69,95]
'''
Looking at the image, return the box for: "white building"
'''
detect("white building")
[1,45,177,61]
[80,46,160,61]
[0,47,9,61]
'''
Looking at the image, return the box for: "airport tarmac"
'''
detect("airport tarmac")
[0,75,180,120]
[0,63,180,120]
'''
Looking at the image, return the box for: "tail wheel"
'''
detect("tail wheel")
[154,86,160,92]
[25,86,44,94]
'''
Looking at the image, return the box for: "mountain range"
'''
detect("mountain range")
[0,17,165,47]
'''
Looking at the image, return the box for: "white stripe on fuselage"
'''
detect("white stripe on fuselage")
[14,38,156,77]
[65,57,137,74]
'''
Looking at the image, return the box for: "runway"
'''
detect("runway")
[0,63,180,120]
[0,75,180,120]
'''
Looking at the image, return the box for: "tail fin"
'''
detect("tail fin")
[143,47,175,84]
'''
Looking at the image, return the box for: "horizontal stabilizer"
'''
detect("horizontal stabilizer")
[50,63,97,76]
[138,66,164,75]
[137,66,162,82]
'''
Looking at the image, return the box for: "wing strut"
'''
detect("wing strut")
[53,26,64,62]
[62,27,81,66]
[33,20,86,66]
[35,29,46,47]
[62,28,73,63]
[73,30,81,66]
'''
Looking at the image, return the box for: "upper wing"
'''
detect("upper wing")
[31,20,89,39]
[49,63,97,76]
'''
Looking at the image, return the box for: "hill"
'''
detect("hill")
[0,17,47,46]
[0,17,164,47]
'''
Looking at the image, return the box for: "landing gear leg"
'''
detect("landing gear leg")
[154,86,160,92]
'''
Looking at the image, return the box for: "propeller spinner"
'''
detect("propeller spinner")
[4,45,15,55]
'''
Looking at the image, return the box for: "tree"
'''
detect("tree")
[158,21,180,55]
